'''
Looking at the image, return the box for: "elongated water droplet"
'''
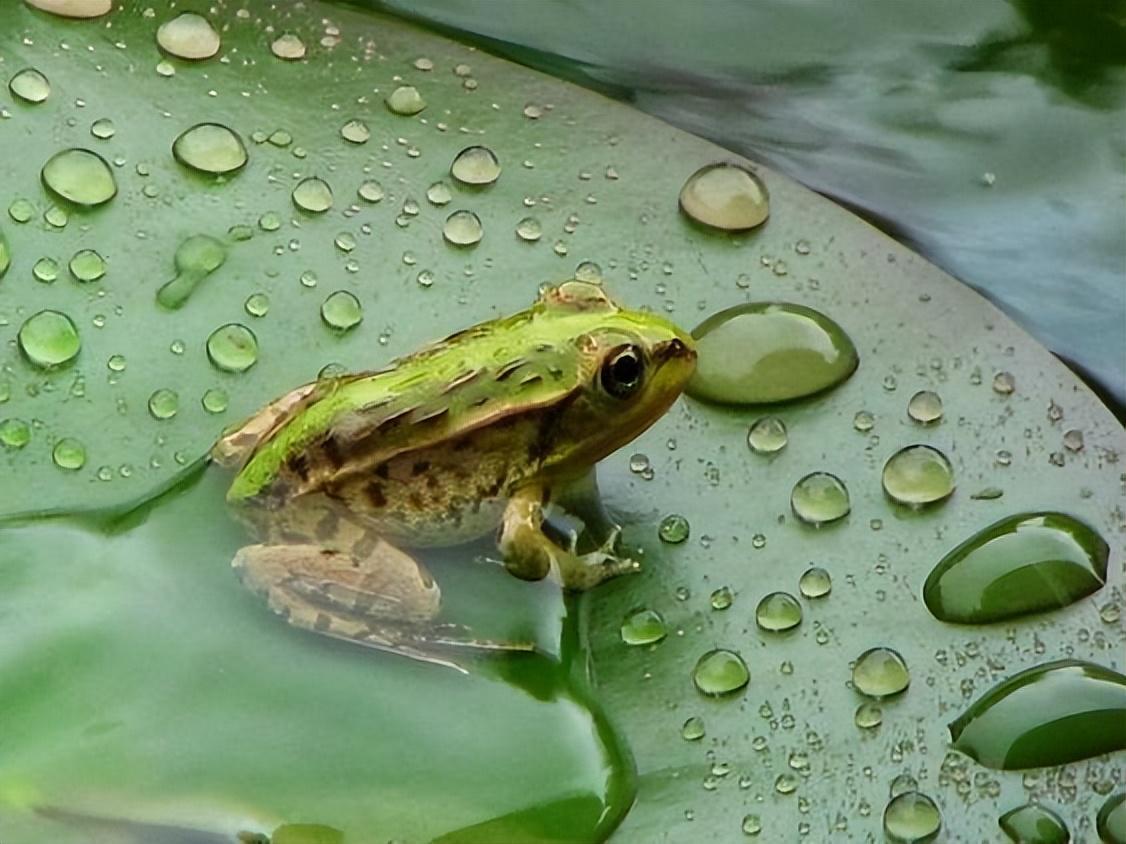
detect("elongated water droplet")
[951,659,1126,769]
[321,291,363,331]
[0,419,31,449]
[687,302,858,405]
[157,12,220,60]
[18,310,81,367]
[451,145,500,185]
[9,68,51,103]
[156,234,227,309]
[41,148,117,206]
[883,792,941,843]
[853,647,910,698]
[68,248,105,282]
[26,0,112,18]
[924,512,1108,624]
[385,85,426,115]
[207,323,258,372]
[271,33,306,60]
[882,445,955,506]
[292,177,333,213]
[52,436,87,470]
[620,608,667,645]
[0,229,9,279]
[679,162,769,231]
[791,472,850,525]
[747,416,787,454]
[1098,793,1125,844]
[998,803,1068,844]
[693,649,750,696]
[148,388,179,420]
[172,123,247,175]
[443,210,483,246]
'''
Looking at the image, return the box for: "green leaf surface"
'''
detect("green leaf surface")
[0,2,1123,843]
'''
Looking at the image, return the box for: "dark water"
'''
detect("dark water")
[370,0,1126,412]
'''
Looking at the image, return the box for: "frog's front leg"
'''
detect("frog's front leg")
[499,484,640,590]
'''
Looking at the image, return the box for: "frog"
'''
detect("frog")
[211,280,697,668]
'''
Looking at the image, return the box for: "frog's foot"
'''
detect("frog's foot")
[233,542,533,672]
[500,486,641,591]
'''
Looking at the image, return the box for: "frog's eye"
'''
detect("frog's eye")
[601,345,645,399]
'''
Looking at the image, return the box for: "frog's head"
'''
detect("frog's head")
[543,296,697,476]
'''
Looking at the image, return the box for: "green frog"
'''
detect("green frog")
[212,280,697,668]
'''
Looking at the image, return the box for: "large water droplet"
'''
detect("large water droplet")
[157,12,220,60]
[687,302,858,405]
[52,436,87,470]
[755,592,802,632]
[1098,793,1126,844]
[853,647,910,698]
[747,416,787,454]
[950,659,1126,769]
[292,177,333,213]
[0,419,31,449]
[68,248,106,282]
[620,608,667,646]
[9,68,51,103]
[451,146,501,185]
[443,210,483,246]
[998,804,1069,844]
[923,512,1108,624]
[207,323,258,372]
[41,148,117,206]
[883,792,941,843]
[321,291,363,331]
[18,310,81,368]
[882,445,955,506]
[26,0,112,18]
[172,123,247,175]
[270,33,306,60]
[693,649,750,696]
[790,472,850,525]
[679,162,769,231]
[385,86,426,115]
[156,234,227,309]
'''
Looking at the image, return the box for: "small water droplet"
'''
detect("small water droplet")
[741,814,762,836]
[268,129,292,148]
[883,792,941,843]
[882,445,955,506]
[774,773,798,795]
[854,702,883,729]
[9,68,51,104]
[201,387,229,414]
[573,261,602,283]
[18,310,81,368]
[1063,429,1084,452]
[206,323,258,372]
[426,181,452,206]
[334,232,356,252]
[853,410,875,432]
[52,436,87,470]
[853,647,910,698]
[41,148,117,206]
[157,12,220,60]
[321,290,363,331]
[620,608,667,645]
[340,119,370,144]
[155,60,176,77]
[755,591,803,632]
[0,418,31,449]
[658,513,690,544]
[679,162,769,231]
[68,248,106,282]
[693,648,750,696]
[993,371,1015,394]
[172,123,247,175]
[747,416,788,455]
[292,177,333,213]
[271,33,306,61]
[681,716,705,741]
[147,388,179,420]
[90,117,116,139]
[791,472,850,525]
[258,211,281,232]
[516,216,542,241]
[385,86,426,116]
[451,145,501,185]
[107,354,126,372]
[358,180,384,203]
[443,210,483,246]
[970,486,1004,500]
[244,292,270,318]
[798,566,832,598]
[33,257,60,283]
[907,390,943,424]
[9,198,35,223]
[710,586,734,611]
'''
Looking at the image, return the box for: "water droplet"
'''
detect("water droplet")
[381,84,427,118]
[156,234,227,309]
[107,354,126,372]
[854,702,883,729]
[1101,602,1121,624]
[201,388,229,414]
[426,181,452,206]
[41,148,117,206]
[52,436,87,470]
[924,512,1108,624]
[883,792,941,843]
[33,257,60,283]
[358,180,384,203]
[970,486,1004,500]
[155,60,175,77]
[693,648,750,696]
[791,472,850,525]
[89,117,116,140]
[271,33,307,61]
[9,68,51,103]
[747,416,787,454]
[26,0,112,18]
[798,566,832,598]
[300,270,319,288]
[993,371,1016,395]
[321,290,363,331]
[206,323,258,372]
[147,388,179,420]
[687,302,858,405]
[0,230,9,279]
[998,803,1069,844]
[853,647,910,698]
[292,177,333,213]
[907,390,943,424]
[710,586,734,610]
[244,292,270,318]
[741,814,762,836]
[853,410,875,432]
[1097,793,1125,844]
[774,773,797,794]
[18,310,80,367]
[755,591,802,632]
[0,418,31,449]
[268,130,292,148]
[172,123,247,175]
[443,210,483,246]
[1063,429,1084,452]
[679,162,769,231]
[156,12,220,61]
[620,608,667,645]
[9,198,35,223]
[681,716,705,741]
[516,216,542,241]
[658,513,690,544]
[451,145,501,185]
[340,119,370,144]
[334,232,356,252]
[68,248,105,282]
[882,445,955,507]
[258,211,281,231]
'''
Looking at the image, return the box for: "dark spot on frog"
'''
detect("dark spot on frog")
[366,483,387,508]
[321,435,344,468]
[374,463,390,480]
[412,460,430,476]
[289,453,311,481]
